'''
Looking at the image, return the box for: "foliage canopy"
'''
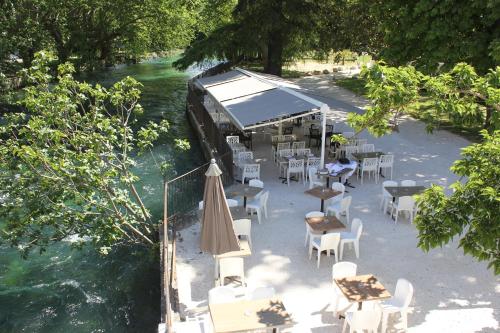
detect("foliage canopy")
[0,52,187,256]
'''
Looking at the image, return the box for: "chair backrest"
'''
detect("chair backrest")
[361,143,375,152]
[320,233,340,250]
[288,159,304,173]
[278,149,293,158]
[341,196,352,211]
[219,257,244,285]
[398,196,415,210]
[344,145,358,159]
[401,180,416,186]
[226,199,239,207]
[393,278,414,309]
[331,182,345,195]
[307,157,321,169]
[242,164,260,180]
[295,148,311,157]
[249,179,264,188]
[349,309,382,331]
[233,219,251,237]
[208,286,237,305]
[283,134,296,141]
[379,154,394,166]
[277,142,291,151]
[248,286,276,300]
[332,261,357,280]
[259,191,269,207]
[362,157,379,170]
[351,218,363,239]
[232,147,246,160]
[226,135,239,145]
[305,211,325,218]
[292,141,306,150]
[271,135,284,143]
[238,151,253,161]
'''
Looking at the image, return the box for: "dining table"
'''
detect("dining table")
[306,215,346,234]
[384,186,426,202]
[209,297,294,333]
[334,274,392,310]
[226,183,263,207]
[304,187,342,212]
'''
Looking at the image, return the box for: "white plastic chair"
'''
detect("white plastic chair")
[400,180,416,186]
[274,142,291,163]
[198,200,204,210]
[380,278,414,333]
[292,141,306,153]
[309,233,340,268]
[380,180,398,213]
[344,145,359,160]
[339,218,363,260]
[342,308,382,333]
[295,148,311,157]
[241,164,260,184]
[237,151,253,164]
[304,211,324,247]
[361,143,375,152]
[208,286,237,304]
[326,196,352,222]
[226,135,239,146]
[218,257,245,286]
[329,182,345,206]
[278,149,293,175]
[246,191,269,224]
[226,199,239,207]
[283,134,296,141]
[233,218,252,249]
[359,157,379,184]
[247,286,276,300]
[379,154,394,179]
[308,167,325,189]
[286,159,305,186]
[391,196,415,223]
[332,262,358,315]
[306,157,321,181]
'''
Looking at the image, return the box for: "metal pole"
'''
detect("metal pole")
[320,104,328,168]
[163,181,173,331]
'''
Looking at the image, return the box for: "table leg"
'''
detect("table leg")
[326,177,330,188]
[243,196,247,208]
[320,199,324,212]
[358,302,363,310]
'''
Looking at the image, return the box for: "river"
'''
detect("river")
[0,57,204,332]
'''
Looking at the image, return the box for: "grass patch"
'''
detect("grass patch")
[334,76,368,96]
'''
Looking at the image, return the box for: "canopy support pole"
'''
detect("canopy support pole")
[320,104,329,169]
[278,119,283,136]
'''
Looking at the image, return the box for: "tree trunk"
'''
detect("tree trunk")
[484,107,493,133]
[264,32,283,76]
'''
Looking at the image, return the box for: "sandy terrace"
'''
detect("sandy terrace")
[173,77,499,333]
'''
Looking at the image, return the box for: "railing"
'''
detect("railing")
[160,63,235,332]
[187,82,234,180]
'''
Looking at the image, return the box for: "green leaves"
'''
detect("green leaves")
[0,52,187,255]
[415,130,500,274]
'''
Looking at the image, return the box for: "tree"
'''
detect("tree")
[175,0,380,76]
[369,0,500,73]
[0,0,200,72]
[415,130,500,274]
[345,62,499,273]
[0,52,187,256]
[349,63,500,136]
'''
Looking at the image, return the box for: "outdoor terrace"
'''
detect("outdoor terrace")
[172,114,499,332]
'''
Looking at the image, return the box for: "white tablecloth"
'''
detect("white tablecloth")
[326,161,358,179]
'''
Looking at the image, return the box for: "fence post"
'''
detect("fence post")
[163,181,172,331]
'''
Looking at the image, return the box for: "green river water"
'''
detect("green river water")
[0,57,204,332]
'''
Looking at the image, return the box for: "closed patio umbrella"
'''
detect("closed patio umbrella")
[200,159,240,254]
